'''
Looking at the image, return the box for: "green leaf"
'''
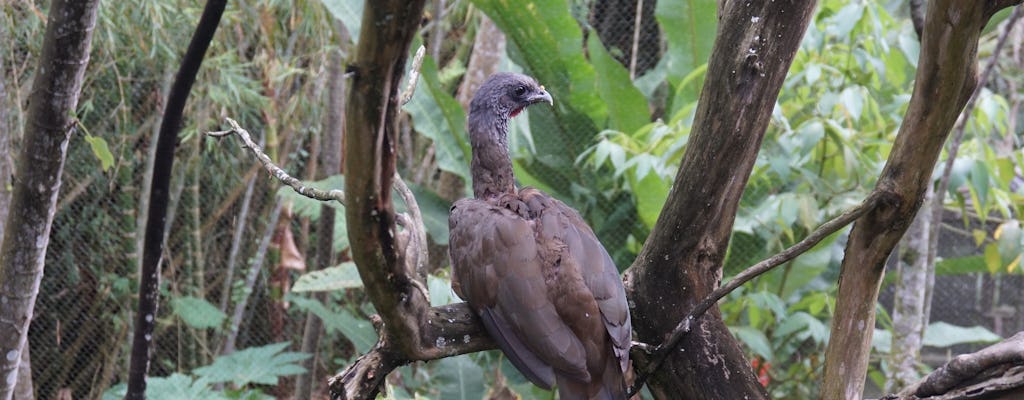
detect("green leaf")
[193,342,311,387]
[587,35,650,134]
[102,374,228,400]
[631,169,669,229]
[84,135,115,172]
[984,243,1002,274]
[775,312,829,345]
[404,56,472,184]
[730,326,774,362]
[871,328,891,353]
[922,322,1001,348]
[995,221,1022,268]
[292,261,362,292]
[655,0,717,111]
[428,274,457,307]
[432,355,485,400]
[318,0,362,43]
[290,296,378,353]
[171,296,226,330]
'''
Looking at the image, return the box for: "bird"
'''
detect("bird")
[448,73,631,400]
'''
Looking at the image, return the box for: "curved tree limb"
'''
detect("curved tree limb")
[208,118,346,204]
[820,2,1023,399]
[882,331,1024,400]
[627,192,879,396]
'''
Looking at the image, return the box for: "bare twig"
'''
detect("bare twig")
[627,194,879,397]
[207,118,346,204]
[400,45,427,106]
[629,0,644,80]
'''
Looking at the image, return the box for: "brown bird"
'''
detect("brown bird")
[449,73,631,400]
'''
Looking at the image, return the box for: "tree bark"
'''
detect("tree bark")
[126,0,227,397]
[0,0,99,398]
[623,1,816,399]
[884,331,1024,400]
[331,1,499,399]
[820,2,1021,399]
[886,187,932,392]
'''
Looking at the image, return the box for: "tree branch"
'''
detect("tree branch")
[622,1,818,399]
[820,1,1022,399]
[208,118,346,204]
[881,331,1024,399]
[628,193,878,396]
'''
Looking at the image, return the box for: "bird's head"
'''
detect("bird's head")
[469,73,553,122]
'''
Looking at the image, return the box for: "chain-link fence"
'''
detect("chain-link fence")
[3,0,1022,399]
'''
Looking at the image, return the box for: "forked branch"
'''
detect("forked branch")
[627,193,879,396]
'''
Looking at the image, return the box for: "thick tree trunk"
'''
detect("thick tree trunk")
[0,0,99,398]
[623,2,816,399]
[820,2,1021,399]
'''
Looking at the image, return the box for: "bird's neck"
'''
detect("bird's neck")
[469,118,516,200]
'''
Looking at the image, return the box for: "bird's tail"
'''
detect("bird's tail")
[555,352,626,400]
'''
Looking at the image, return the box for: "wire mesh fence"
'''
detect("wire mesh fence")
[2,0,1022,399]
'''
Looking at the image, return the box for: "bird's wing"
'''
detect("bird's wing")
[449,198,590,388]
[538,193,632,374]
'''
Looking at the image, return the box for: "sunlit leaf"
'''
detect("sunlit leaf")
[193,342,310,386]
[922,322,1001,348]
[292,262,362,292]
[84,135,115,171]
[171,296,226,330]
[319,0,362,42]
[731,326,774,362]
[984,243,1002,274]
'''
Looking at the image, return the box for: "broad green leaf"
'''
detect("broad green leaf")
[984,243,1001,274]
[655,0,716,111]
[428,274,457,306]
[775,312,829,345]
[970,161,991,209]
[171,296,226,330]
[587,35,649,133]
[871,328,891,353]
[319,0,362,43]
[995,221,1022,267]
[731,326,774,362]
[292,262,362,292]
[922,322,1001,348]
[632,171,669,229]
[404,56,471,183]
[433,355,486,400]
[193,342,310,387]
[289,296,378,353]
[936,255,987,275]
[84,135,115,171]
[102,374,227,400]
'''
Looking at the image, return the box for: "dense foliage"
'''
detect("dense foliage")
[2,0,1021,398]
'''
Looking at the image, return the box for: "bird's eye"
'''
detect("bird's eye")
[514,85,526,97]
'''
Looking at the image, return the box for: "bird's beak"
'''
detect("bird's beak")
[530,88,553,106]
